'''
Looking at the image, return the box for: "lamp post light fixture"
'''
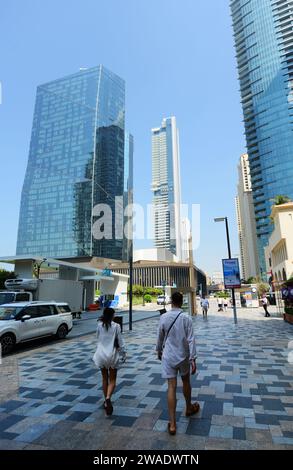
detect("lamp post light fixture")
[214,217,238,324]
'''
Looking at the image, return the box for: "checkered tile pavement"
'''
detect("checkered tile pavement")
[0,308,292,450]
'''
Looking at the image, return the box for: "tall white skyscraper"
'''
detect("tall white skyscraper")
[151,117,182,259]
[235,154,259,280]
[181,218,191,263]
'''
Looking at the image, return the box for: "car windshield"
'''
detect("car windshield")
[0,306,21,320]
[0,292,15,305]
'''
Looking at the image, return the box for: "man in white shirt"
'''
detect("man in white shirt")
[261,294,271,317]
[156,292,200,435]
[200,295,209,316]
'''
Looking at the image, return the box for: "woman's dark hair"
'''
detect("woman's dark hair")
[100,307,115,330]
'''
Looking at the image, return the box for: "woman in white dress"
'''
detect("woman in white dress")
[93,307,126,415]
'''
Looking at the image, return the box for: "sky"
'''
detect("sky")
[0,0,246,275]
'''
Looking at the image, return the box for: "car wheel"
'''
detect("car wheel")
[0,333,16,355]
[56,324,68,340]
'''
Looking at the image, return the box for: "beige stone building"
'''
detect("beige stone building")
[235,154,259,280]
[265,203,293,282]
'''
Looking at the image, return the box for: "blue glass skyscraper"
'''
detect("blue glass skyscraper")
[231,0,293,273]
[17,65,132,261]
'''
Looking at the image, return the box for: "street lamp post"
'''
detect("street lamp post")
[129,239,133,331]
[214,217,238,324]
[139,274,145,307]
[161,280,167,312]
[142,275,145,307]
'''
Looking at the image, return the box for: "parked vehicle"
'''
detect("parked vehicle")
[56,303,72,314]
[5,279,38,291]
[4,278,83,317]
[157,294,171,305]
[0,301,73,354]
[0,291,33,305]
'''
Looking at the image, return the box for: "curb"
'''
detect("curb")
[69,311,160,339]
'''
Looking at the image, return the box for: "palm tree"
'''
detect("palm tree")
[271,195,292,206]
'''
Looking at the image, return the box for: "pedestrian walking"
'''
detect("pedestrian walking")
[223,298,228,312]
[156,292,200,436]
[261,294,271,317]
[92,307,126,416]
[200,295,209,317]
[218,298,223,312]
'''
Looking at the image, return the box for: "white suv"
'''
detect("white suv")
[0,301,73,355]
[157,295,171,305]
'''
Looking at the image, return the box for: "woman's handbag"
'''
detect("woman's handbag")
[114,325,120,350]
[114,333,119,350]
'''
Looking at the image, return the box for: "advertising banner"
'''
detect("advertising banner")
[222,258,241,289]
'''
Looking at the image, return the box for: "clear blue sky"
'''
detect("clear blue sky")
[0,0,246,275]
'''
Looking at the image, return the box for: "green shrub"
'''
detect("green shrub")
[283,277,293,287]
[144,294,152,303]
[153,288,163,296]
[0,270,16,290]
[285,306,293,315]
[247,277,257,284]
[131,284,144,296]
[257,282,270,296]
[215,291,230,298]
[144,287,154,296]
[128,285,163,296]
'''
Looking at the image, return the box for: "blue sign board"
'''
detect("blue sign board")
[222,258,241,289]
[102,268,112,277]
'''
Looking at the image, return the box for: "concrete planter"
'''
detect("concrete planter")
[284,313,293,324]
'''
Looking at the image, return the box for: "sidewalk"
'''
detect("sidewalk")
[0,307,292,450]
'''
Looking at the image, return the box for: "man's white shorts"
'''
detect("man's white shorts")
[162,358,190,379]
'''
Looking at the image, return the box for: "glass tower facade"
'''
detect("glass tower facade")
[231,0,293,273]
[17,65,131,261]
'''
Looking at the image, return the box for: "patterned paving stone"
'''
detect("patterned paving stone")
[234,407,255,418]
[205,437,233,450]
[211,415,245,427]
[233,427,246,440]
[0,439,27,450]
[246,428,273,443]
[202,401,223,418]
[0,415,25,432]
[233,396,254,409]
[0,308,292,449]
[186,418,211,436]
[110,415,137,427]
[48,405,71,414]
[66,411,92,422]
[209,425,233,439]
[14,423,53,443]
[261,398,286,411]
[60,394,80,402]
[225,384,242,393]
